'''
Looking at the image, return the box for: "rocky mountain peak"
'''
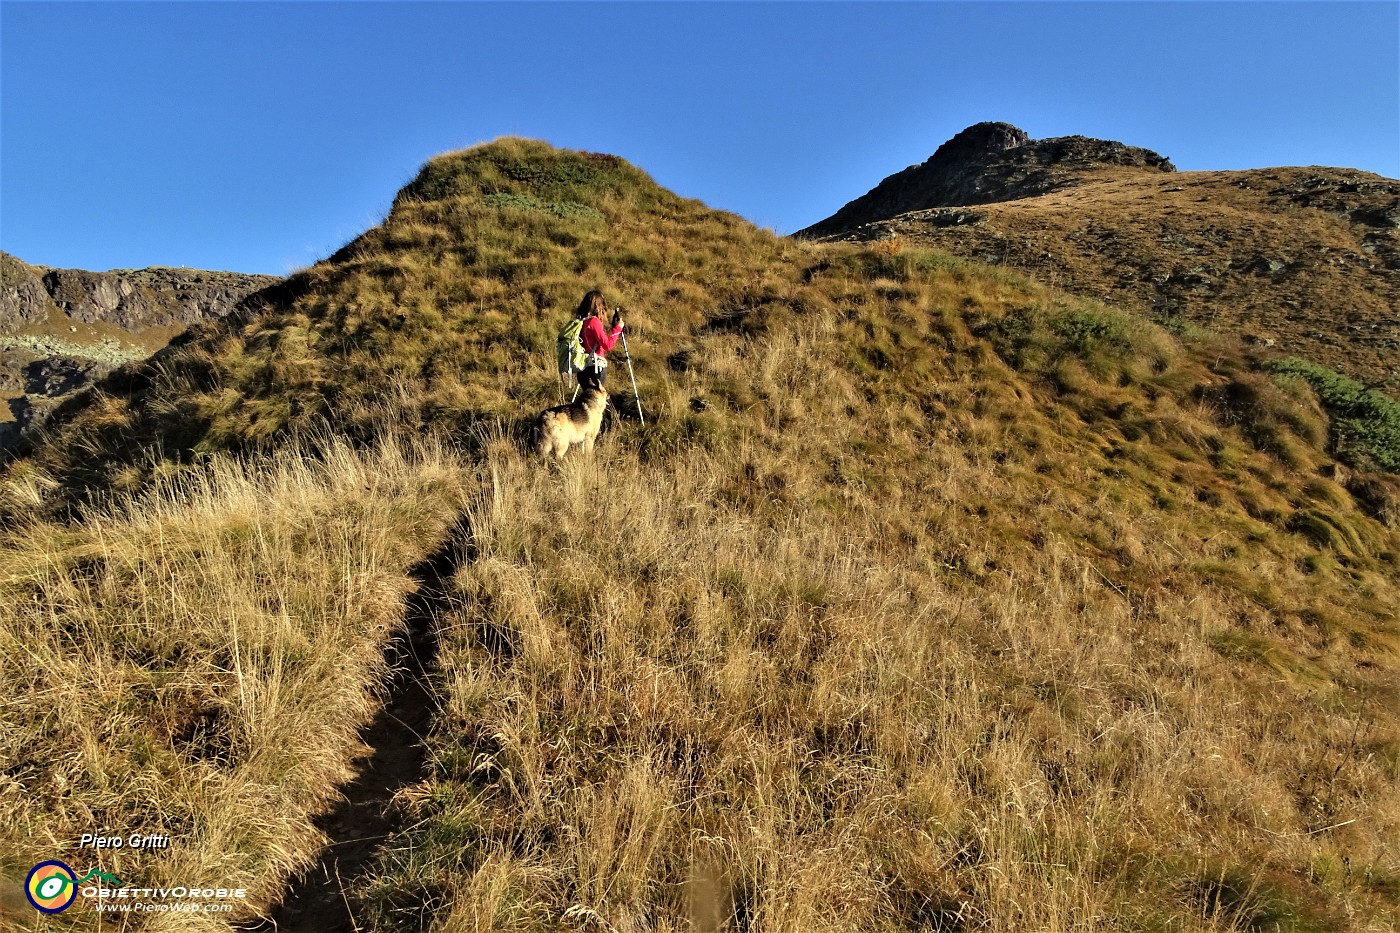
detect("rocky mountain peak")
[798,122,1174,239]
[925,121,1031,173]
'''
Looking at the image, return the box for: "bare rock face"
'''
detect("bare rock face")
[926,121,1033,180]
[4,258,279,332]
[40,268,131,325]
[0,252,59,329]
[798,121,1175,238]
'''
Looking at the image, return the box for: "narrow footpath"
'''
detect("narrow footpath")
[243,533,465,933]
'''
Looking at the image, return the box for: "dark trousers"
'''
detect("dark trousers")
[580,365,607,391]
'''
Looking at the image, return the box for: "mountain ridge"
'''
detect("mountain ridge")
[800,123,1400,395]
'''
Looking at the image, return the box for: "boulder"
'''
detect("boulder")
[24,356,104,397]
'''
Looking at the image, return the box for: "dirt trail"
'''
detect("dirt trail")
[242,535,463,933]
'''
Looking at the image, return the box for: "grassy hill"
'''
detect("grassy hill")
[2,139,1398,932]
[797,130,1400,396]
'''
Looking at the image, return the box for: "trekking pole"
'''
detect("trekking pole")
[620,330,644,427]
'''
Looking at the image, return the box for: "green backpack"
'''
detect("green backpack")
[557,318,586,374]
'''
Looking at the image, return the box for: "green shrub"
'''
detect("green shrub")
[980,300,1169,381]
[1265,358,1400,472]
[482,192,603,222]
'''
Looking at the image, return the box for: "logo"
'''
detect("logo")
[25,861,122,914]
[26,861,77,914]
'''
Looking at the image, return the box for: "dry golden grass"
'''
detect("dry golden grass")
[4,140,1397,932]
[0,431,466,930]
[367,400,1399,931]
[829,165,1400,395]
[363,267,1399,931]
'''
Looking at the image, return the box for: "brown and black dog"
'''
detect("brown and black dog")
[533,386,608,459]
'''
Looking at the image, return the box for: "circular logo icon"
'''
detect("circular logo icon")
[26,860,78,913]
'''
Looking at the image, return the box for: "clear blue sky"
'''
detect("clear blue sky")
[3,1,1397,276]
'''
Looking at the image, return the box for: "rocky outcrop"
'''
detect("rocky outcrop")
[2,252,278,333]
[23,355,106,398]
[2,355,107,445]
[0,252,59,329]
[1,252,278,451]
[798,121,1175,239]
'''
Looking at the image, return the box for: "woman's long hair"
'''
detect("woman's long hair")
[576,290,607,319]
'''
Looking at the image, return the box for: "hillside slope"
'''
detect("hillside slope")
[799,125,1400,395]
[2,140,1398,933]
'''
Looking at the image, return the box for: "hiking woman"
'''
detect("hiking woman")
[576,289,624,392]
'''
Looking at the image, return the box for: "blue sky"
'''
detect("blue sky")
[2,1,1397,276]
